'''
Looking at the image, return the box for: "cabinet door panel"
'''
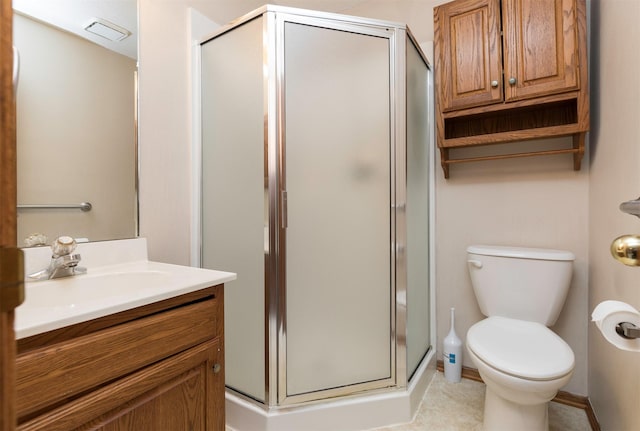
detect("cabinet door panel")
[18,340,223,431]
[95,367,205,431]
[503,0,579,100]
[436,0,502,111]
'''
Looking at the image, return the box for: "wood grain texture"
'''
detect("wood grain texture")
[443,147,580,165]
[442,123,584,149]
[441,88,580,119]
[1,0,18,428]
[436,0,502,112]
[443,99,578,141]
[0,311,15,431]
[434,0,589,177]
[0,0,16,246]
[502,0,579,101]
[16,286,225,430]
[18,340,218,431]
[16,298,217,419]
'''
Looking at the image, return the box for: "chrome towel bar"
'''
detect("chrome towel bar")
[17,202,92,212]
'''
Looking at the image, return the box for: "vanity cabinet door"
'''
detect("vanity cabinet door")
[17,339,225,431]
[95,368,209,431]
[92,340,224,431]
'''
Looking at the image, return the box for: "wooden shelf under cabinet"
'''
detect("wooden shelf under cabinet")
[434,0,589,178]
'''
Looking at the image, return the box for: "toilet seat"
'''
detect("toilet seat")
[467,316,574,381]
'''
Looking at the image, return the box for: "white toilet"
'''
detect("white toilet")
[465,245,575,431]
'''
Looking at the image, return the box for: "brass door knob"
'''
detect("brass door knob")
[611,235,640,266]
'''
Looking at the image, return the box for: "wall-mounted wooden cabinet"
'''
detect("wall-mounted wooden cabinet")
[434,0,589,178]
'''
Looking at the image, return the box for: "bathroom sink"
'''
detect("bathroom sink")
[15,258,236,339]
[20,270,173,309]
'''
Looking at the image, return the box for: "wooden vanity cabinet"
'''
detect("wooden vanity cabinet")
[15,285,225,431]
[434,0,589,178]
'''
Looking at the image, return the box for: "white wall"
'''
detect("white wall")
[138,0,193,264]
[15,13,136,245]
[138,0,235,264]
[138,0,589,396]
[588,0,640,428]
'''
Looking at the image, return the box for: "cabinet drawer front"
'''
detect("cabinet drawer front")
[16,298,217,419]
[435,0,503,111]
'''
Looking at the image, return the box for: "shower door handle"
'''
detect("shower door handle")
[281,190,288,228]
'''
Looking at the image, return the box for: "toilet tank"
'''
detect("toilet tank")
[467,245,575,326]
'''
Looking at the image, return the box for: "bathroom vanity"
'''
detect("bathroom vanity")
[14,239,235,431]
[16,286,224,430]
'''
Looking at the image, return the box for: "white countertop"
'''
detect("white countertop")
[16,238,236,339]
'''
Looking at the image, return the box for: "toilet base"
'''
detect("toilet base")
[482,386,549,431]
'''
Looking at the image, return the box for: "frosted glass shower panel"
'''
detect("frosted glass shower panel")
[200,17,266,402]
[406,38,431,379]
[284,22,392,396]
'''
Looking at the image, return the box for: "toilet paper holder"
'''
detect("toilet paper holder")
[616,322,640,339]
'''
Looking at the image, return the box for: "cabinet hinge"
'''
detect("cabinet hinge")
[0,247,25,312]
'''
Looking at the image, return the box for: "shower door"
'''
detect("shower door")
[278,16,394,403]
[201,15,267,403]
[200,7,430,409]
[405,35,432,380]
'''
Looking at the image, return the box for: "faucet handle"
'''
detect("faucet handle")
[51,236,77,257]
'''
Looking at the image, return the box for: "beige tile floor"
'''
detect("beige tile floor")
[227,371,592,431]
[370,371,592,431]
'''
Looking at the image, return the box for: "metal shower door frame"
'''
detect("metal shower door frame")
[264,8,410,407]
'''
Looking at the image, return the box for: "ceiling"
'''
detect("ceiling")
[12,0,379,61]
[13,0,138,59]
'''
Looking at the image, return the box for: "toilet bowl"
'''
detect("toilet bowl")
[466,316,574,430]
[465,245,575,431]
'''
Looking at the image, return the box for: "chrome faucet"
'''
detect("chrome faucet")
[28,236,87,280]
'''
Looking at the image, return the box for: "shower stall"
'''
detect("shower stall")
[199,5,433,429]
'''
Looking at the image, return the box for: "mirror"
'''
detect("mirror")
[13,0,138,247]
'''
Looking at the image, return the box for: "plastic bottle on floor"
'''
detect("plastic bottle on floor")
[443,307,462,383]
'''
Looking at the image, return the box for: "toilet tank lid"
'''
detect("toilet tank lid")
[467,245,575,261]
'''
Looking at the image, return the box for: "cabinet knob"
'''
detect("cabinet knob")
[508,77,517,85]
[491,80,499,88]
[212,363,222,373]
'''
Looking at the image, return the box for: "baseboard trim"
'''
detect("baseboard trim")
[436,360,600,431]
